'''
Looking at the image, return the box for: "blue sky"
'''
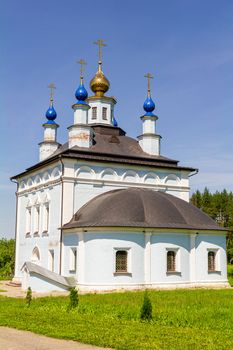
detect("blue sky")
[1,0,233,237]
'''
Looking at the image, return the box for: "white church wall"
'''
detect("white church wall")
[14,179,62,281]
[72,161,191,216]
[195,233,227,283]
[82,232,145,288]
[62,233,79,277]
[150,233,190,284]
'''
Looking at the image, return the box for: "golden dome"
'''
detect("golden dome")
[90,63,110,97]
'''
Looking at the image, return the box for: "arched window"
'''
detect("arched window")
[32,247,40,262]
[208,251,216,271]
[167,251,176,272]
[115,250,128,273]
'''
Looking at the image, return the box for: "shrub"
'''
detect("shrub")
[68,287,79,311]
[140,291,152,321]
[26,287,32,306]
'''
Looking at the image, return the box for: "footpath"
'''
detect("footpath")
[0,327,111,350]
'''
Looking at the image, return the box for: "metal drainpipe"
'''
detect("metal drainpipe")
[11,178,19,281]
[188,169,199,177]
[59,156,64,275]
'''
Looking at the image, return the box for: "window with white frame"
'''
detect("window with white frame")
[208,250,217,272]
[69,248,77,272]
[92,107,97,119]
[102,107,107,120]
[26,207,32,236]
[115,250,128,273]
[48,249,54,272]
[166,248,180,273]
[167,250,176,272]
[34,205,40,235]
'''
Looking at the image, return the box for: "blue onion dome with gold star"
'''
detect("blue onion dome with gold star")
[75,76,88,104]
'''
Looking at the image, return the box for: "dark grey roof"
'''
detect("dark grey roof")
[63,188,225,231]
[12,124,196,179]
[21,262,76,288]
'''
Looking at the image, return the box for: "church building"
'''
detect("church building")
[12,40,229,292]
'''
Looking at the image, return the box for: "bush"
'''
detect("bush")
[68,287,79,311]
[140,291,152,321]
[26,287,32,306]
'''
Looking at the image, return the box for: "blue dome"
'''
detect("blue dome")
[45,106,57,121]
[143,96,155,114]
[113,117,118,127]
[75,83,88,102]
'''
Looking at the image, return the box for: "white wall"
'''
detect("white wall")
[195,233,227,282]
[15,164,62,281]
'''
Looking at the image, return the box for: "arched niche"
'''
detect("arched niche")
[164,174,180,186]
[51,167,60,179]
[100,168,118,181]
[19,181,26,189]
[34,175,41,185]
[27,178,33,187]
[31,247,40,263]
[42,171,50,182]
[76,166,95,179]
[122,170,139,183]
[143,173,160,185]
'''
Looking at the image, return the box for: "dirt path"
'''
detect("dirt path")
[0,327,111,350]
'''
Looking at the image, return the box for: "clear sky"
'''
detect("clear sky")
[1,0,233,238]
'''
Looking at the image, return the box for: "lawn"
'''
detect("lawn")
[0,289,233,350]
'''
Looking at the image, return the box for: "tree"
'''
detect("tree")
[26,287,32,306]
[0,238,15,279]
[140,291,152,321]
[67,287,79,311]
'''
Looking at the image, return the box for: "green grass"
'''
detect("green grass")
[0,289,6,292]
[1,289,233,349]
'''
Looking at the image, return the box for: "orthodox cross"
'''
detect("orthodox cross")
[144,73,154,97]
[77,59,87,78]
[48,83,56,105]
[94,39,107,63]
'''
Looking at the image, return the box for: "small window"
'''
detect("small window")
[92,107,97,119]
[26,207,31,235]
[102,107,107,120]
[49,249,54,272]
[69,248,77,272]
[34,206,40,235]
[167,251,176,272]
[208,251,216,271]
[43,204,49,234]
[115,250,128,272]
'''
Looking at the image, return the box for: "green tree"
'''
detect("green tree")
[26,287,32,306]
[0,238,15,279]
[67,287,79,311]
[140,291,153,321]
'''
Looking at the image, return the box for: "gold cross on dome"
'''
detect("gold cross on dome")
[94,39,107,63]
[144,73,154,97]
[48,83,56,104]
[77,59,87,78]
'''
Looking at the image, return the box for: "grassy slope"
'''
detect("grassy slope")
[1,290,233,349]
